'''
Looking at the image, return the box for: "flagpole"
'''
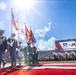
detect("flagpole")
[17,19,19,42]
[25,23,30,65]
[11,8,13,35]
[25,23,28,65]
[30,26,32,42]
[25,23,27,43]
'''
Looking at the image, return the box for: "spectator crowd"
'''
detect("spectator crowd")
[38,50,76,61]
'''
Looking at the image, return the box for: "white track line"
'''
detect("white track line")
[42,63,76,66]
[1,64,76,70]
[16,66,76,70]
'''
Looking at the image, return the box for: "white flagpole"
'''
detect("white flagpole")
[17,19,19,42]
[11,8,13,35]
[25,23,27,44]
[25,23,30,65]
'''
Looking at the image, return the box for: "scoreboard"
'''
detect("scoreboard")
[55,39,76,50]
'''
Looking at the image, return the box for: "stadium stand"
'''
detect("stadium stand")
[2,49,76,62]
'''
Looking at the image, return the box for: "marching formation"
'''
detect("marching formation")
[0,8,38,68]
[0,24,38,68]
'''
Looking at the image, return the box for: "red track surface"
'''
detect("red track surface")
[0,62,76,75]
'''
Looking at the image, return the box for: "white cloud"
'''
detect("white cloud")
[35,22,52,37]
[5,13,10,20]
[0,2,7,10]
[37,37,56,50]
[0,21,4,25]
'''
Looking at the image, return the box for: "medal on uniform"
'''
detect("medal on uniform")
[10,40,14,47]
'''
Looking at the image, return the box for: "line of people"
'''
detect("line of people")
[38,51,76,61]
[53,51,76,61]
[0,27,38,68]
[23,41,38,65]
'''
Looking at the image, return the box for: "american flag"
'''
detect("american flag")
[11,9,19,30]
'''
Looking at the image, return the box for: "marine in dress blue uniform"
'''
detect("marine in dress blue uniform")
[17,42,24,66]
[31,43,38,64]
[0,25,7,68]
[24,41,32,65]
[7,33,18,66]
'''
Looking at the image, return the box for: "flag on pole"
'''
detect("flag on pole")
[11,9,19,30]
[18,28,25,40]
[15,19,25,40]
[17,20,25,40]
[25,25,31,41]
[30,27,36,43]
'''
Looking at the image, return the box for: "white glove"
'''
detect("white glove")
[27,52,29,55]
[5,49,7,52]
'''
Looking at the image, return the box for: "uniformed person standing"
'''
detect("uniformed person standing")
[31,43,37,64]
[24,41,32,65]
[0,25,7,68]
[7,33,18,66]
[17,42,24,66]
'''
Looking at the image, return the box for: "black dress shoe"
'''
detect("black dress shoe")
[3,62,6,67]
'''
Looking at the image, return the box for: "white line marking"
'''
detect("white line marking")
[16,66,76,70]
[1,63,76,70]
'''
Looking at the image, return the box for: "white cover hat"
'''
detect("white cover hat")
[0,24,5,31]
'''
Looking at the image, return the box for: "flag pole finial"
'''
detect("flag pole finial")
[30,26,31,29]
[24,23,26,25]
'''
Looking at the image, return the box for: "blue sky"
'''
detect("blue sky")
[0,0,76,50]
